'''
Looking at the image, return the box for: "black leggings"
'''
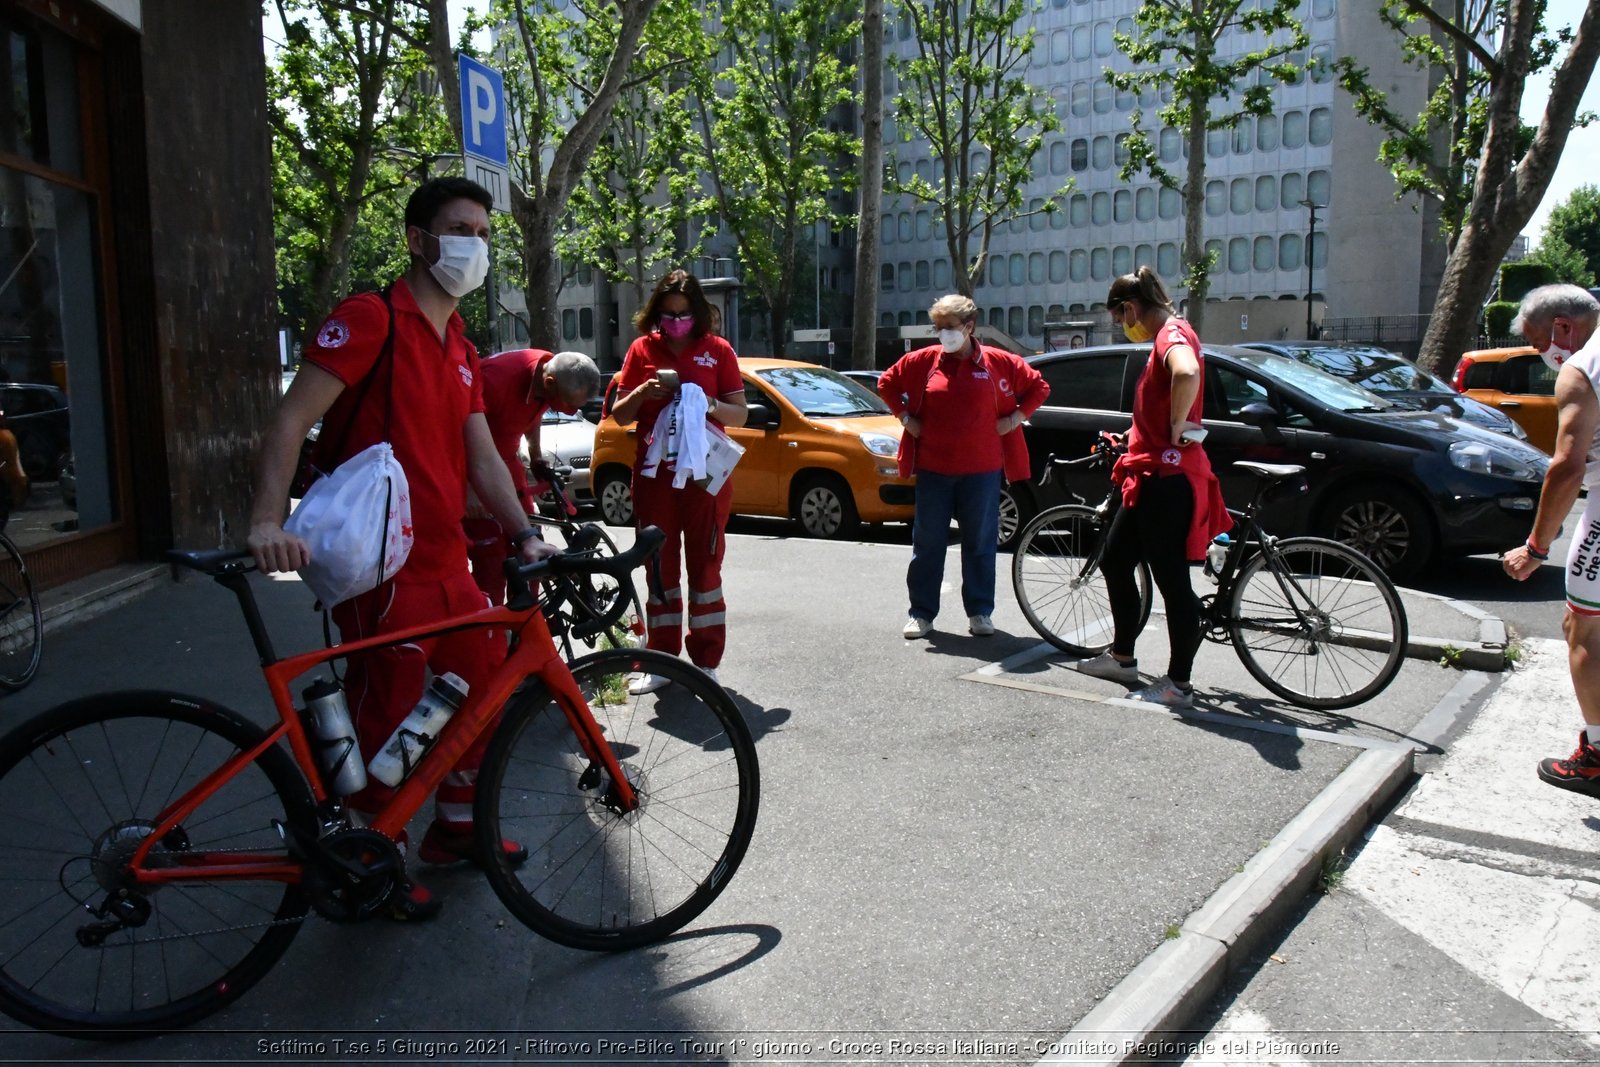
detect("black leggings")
[1100,473,1202,684]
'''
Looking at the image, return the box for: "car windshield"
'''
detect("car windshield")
[756,366,889,417]
[1228,348,1391,412]
[542,409,584,425]
[1275,345,1451,395]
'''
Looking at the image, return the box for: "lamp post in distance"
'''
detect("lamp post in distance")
[1299,199,1324,340]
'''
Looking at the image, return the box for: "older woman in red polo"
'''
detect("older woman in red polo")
[879,294,1048,639]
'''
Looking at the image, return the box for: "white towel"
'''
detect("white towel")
[639,383,712,487]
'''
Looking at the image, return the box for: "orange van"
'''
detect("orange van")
[1453,346,1556,453]
[590,357,914,538]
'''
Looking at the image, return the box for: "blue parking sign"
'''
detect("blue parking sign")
[458,54,508,167]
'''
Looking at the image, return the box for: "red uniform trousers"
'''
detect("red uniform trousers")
[631,470,731,668]
[333,569,504,831]
[463,516,511,605]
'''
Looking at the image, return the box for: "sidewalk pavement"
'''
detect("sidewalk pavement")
[0,534,1561,1065]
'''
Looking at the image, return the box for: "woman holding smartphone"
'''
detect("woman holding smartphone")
[610,269,747,693]
[1073,266,1228,708]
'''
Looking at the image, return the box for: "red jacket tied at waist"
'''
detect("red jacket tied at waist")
[1110,449,1233,562]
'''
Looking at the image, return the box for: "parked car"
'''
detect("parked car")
[1240,341,1529,442]
[1452,346,1555,453]
[0,383,69,480]
[591,357,913,538]
[1016,343,1551,579]
[521,407,596,508]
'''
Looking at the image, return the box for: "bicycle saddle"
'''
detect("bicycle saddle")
[167,548,252,575]
[1231,461,1305,481]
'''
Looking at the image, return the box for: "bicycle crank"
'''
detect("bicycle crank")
[299,827,405,923]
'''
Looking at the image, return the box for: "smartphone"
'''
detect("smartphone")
[656,369,680,391]
[1179,427,1208,445]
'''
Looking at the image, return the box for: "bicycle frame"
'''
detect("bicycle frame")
[126,575,636,888]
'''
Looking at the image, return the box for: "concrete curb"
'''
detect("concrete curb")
[38,562,166,636]
[1037,745,1414,1066]
[1398,586,1509,672]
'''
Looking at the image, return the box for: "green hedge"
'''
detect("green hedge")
[1483,301,1520,338]
[1501,261,1558,302]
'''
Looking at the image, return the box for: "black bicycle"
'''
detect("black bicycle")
[1012,435,1407,710]
[0,499,41,691]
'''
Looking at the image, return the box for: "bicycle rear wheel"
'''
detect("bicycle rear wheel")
[1229,537,1407,710]
[0,533,41,690]
[477,649,759,950]
[1012,504,1150,655]
[0,693,315,1035]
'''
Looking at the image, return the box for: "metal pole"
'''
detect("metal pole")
[1300,199,1322,340]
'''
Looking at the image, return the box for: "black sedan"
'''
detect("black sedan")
[1012,344,1550,579]
[1240,341,1530,442]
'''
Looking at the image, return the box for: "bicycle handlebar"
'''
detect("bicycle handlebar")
[503,524,666,584]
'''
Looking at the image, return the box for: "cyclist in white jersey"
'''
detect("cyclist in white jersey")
[1503,283,1600,799]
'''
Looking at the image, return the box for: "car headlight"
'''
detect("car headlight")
[1448,441,1543,480]
[860,432,900,458]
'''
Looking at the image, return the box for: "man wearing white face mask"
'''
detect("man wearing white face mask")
[248,178,559,920]
[879,294,1048,638]
[1504,283,1600,800]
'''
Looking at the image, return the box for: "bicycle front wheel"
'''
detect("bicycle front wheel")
[0,533,41,690]
[477,649,759,950]
[1229,537,1407,710]
[1012,505,1150,655]
[0,693,316,1036]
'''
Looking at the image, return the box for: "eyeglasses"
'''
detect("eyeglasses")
[660,312,695,322]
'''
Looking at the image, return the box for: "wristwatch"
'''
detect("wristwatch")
[510,526,543,549]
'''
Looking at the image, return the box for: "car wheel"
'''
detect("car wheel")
[1322,485,1435,581]
[793,474,859,539]
[997,483,1034,550]
[595,468,634,527]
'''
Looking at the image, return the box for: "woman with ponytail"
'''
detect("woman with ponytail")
[1073,267,1229,707]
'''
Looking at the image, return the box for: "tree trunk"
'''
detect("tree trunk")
[1181,95,1209,336]
[1416,0,1600,376]
[516,200,561,348]
[423,0,463,146]
[851,0,884,370]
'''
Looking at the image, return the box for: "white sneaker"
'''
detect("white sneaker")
[627,672,670,695]
[1129,676,1195,709]
[1073,652,1139,686]
[903,616,932,639]
[700,667,719,685]
[968,614,995,636]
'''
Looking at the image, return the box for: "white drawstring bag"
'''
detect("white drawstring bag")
[284,441,412,607]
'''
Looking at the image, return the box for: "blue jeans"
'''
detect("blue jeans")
[908,468,1001,622]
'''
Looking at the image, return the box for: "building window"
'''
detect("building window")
[1008,306,1024,337]
[1230,178,1251,214]
[1029,197,1048,231]
[1134,243,1154,269]
[1233,116,1252,154]
[1159,127,1181,162]
[1253,236,1275,271]
[1049,250,1067,283]
[881,264,894,289]
[880,312,895,328]
[912,260,928,289]
[1206,180,1226,217]
[1090,247,1110,280]
[899,310,914,327]
[1114,189,1132,223]
[1255,175,1277,212]
[1051,28,1069,63]
[1071,194,1089,226]
[971,149,989,174]
[1092,135,1112,170]
[1112,246,1132,276]
[1092,192,1111,224]
[1207,127,1228,157]
[1309,44,1334,83]
[1282,110,1307,149]
[1050,203,1068,230]
[1136,186,1155,221]
[1073,25,1091,60]
[1093,80,1113,114]
[1280,171,1304,209]
[577,262,592,286]
[1050,140,1069,174]
[579,307,594,338]
[1071,138,1089,171]
[1028,305,1045,336]
[1114,132,1131,168]
[881,213,893,243]
[1159,186,1181,219]
[562,309,577,340]
[1257,114,1279,152]
[1008,254,1025,285]
[1070,249,1088,281]
[990,256,1006,286]
[988,307,1004,328]
[1308,107,1333,146]
[898,213,912,241]
[1309,230,1328,268]
[1094,20,1113,56]
[899,261,912,289]
[1028,252,1046,284]
[1307,169,1331,205]
[1279,233,1302,271]
[1157,242,1179,277]
[1228,238,1249,274]
[1071,81,1090,117]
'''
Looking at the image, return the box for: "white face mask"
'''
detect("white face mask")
[1541,342,1572,373]
[427,232,489,297]
[937,328,967,354]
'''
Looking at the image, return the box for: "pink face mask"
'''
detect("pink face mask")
[660,316,695,340]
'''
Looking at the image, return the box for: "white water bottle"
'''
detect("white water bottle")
[366,673,469,787]
[301,678,367,795]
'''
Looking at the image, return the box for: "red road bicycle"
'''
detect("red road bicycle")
[0,528,759,1036]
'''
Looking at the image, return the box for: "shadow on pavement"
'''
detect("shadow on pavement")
[1195,689,1443,756]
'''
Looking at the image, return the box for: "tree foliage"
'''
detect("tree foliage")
[1534,183,1600,285]
[1109,0,1306,334]
[267,0,455,340]
[1344,0,1600,375]
[480,0,675,348]
[693,0,861,356]
[888,0,1065,298]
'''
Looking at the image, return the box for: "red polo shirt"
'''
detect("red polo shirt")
[914,349,1003,476]
[615,331,743,467]
[479,348,554,512]
[304,278,484,582]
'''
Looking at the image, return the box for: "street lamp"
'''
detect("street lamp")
[1299,199,1324,340]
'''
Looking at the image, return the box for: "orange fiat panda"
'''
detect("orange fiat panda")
[590,357,915,538]
[1453,346,1556,453]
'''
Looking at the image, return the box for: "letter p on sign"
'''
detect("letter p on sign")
[457,54,509,211]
